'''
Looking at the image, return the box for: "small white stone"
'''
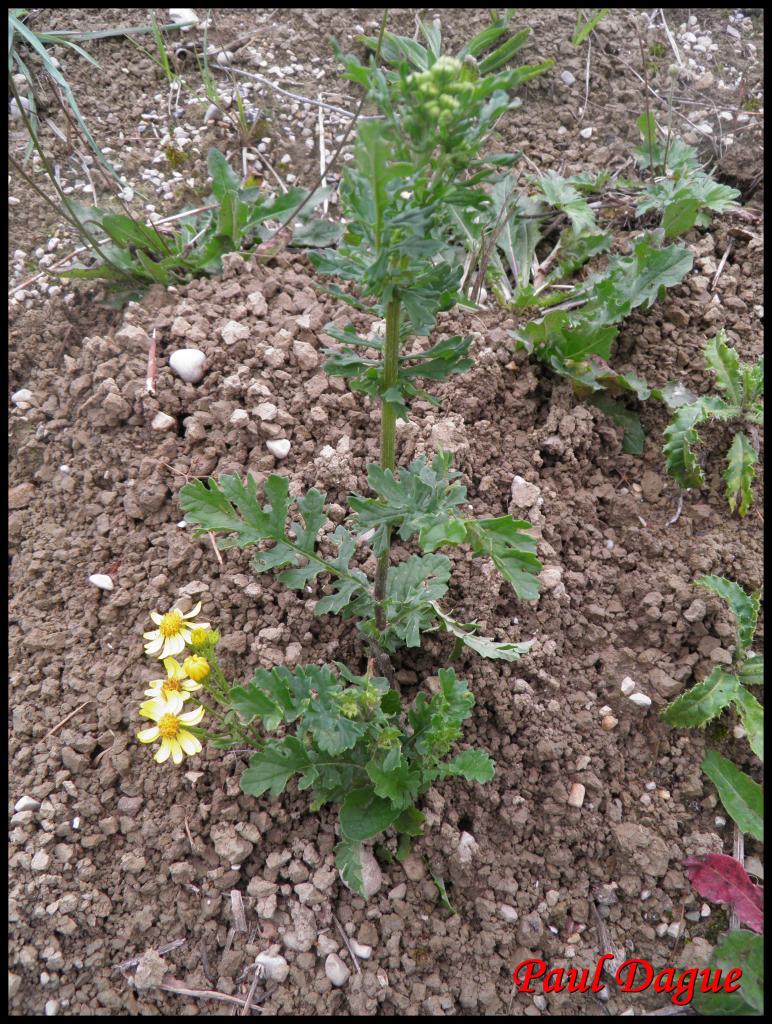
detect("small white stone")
[733,724,746,739]
[567,783,586,808]
[628,692,652,708]
[667,922,683,939]
[221,320,250,346]
[267,439,291,460]
[255,402,278,422]
[88,574,114,591]
[576,755,590,770]
[169,8,199,27]
[230,409,249,427]
[620,677,637,696]
[169,348,206,383]
[256,953,289,983]
[325,953,350,987]
[599,705,613,716]
[700,903,711,917]
[579,127,593,139]
[499,904,519,923]
[151,411,177,432]
[216,50,234,66]
[15,796,41,813]
[457,831,479,865]
[11,388,33,407]
[560,70,576,86]
[349,940,372,959]
[640,890,651,901]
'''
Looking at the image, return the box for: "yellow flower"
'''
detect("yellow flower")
[137,693,205,765]
[144,656,201,702]
[183,655,210,682]
[143,601,210,659]
[189,627,209,649]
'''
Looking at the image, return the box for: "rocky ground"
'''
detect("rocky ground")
[8,7,764,1016]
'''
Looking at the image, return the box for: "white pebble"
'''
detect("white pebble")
[267,439,291,459]
[599,705,613,716]
[169,348,206,383]
[620,677,636,696]
[256,953,289,983]
[15,796,41,813]
[169,8,199,27]
[700,903,711,917]
[11,388,33,407]
[88,574,114,591]
[229,409,249,427]
[151,411,177,432]
[579,127,593,139]
[628,692,652,708]
[349,940,372,959]
[325,953,350,987]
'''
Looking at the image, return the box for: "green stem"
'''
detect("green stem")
[374,294,401,628]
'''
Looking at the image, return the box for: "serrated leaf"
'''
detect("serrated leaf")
[537,170,596,235]
[228,683,284,731]
[702,750,763,842]
[705,331,743,405]
[663,400,709,489]
[661,666,740,728]
[408,669,475,760]
[695,576,760,657]
[393,805,426,837]
[339,788,402,842]
[724,431,757,517]
[732,686,764,761]
[335,838,365,897]
[440,749,495,783]
[432,602,534,662]
[240,736,313,798]
[365,758,421,809]
[662,197,700,238]
[683,854,763,933]
[464,517,542,600]
[738,655,763,687]
[692,930,764,1016]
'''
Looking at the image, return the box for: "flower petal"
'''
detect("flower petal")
[144,635,163,656]
[163,656,184,678]
[137,726,160,744]
[168,738,184,765]
[162,634,186,659]
[179,704,205,726]
[150,611,163,625]
[179,730,202,756]
[184,601,202,620]
[155,741,172,764]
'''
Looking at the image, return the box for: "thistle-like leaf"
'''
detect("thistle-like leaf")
[240,736,315,798]
[705,330,742,405]
[660,666,740,728]
[724,430,757,517]
[701,749,763,843]
[407,669,475,760]
[695,575,760,658]
[437,748,495,783]
[662,400,709,489]
[463,517,542,600]
[732,686,764,762]
[335,838,365,897]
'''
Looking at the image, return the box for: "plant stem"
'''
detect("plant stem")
[374,293,401,628]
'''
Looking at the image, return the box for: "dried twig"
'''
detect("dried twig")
[44,699,93,739]
[159,975,272,1009]
[711,243,732,292]
[729,825,744,932]
[211,64,360,118]
[112,938,186,972]
[580,35,592,121]
[146,329,157,395]
[231,890,248,933]
[318,96,328,215]
[659,8,683,68]
[240,967,262,1016]
[332,913,362,975]
[208,532,224,566]
[667,492,684,526]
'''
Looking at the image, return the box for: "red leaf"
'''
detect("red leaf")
[683,854,764,934]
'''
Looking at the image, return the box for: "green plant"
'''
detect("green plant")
[58,148,342,302]
[174,17,551,894]
[8,9,191,168]
[571,9,610,46]
[663,332,763,516]
[662,575,763,841]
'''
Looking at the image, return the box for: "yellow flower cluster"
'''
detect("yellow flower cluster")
[138,601,212,766]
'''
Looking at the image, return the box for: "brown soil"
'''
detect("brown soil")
[9,7,763,1017]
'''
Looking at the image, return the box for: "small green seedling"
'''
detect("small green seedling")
[663,332,763,516]
[662,575,763,842]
